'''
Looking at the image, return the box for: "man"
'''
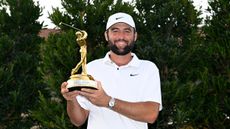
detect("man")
[61,12,162,129]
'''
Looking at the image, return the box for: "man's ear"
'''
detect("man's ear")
[104,31,108,41]
[134,32,138,41]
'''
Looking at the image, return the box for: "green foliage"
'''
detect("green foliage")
[0,0,43,128]
[134,0,216,128]
[39,31,77,91]
[31,30,81,128]
[204,0,230,77]
[0,0,228,129]
[201,0,230,128]
[31,91,69,129]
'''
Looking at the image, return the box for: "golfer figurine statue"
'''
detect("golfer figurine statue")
[67,30,97,91]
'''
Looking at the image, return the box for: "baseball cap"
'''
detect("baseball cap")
[106,12,136,30]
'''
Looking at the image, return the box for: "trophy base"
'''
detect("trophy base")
[67,74,97,91]
[68,85,97,91]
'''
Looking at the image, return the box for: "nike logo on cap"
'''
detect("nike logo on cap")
[116,17,123,20]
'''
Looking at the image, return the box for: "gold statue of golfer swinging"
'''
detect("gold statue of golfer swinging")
[67,30,97,91]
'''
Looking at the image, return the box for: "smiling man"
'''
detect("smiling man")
[61,12,162,129]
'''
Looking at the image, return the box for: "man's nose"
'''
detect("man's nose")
[117,31,126,40]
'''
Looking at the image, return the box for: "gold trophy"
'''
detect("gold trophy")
[66,30,97,91]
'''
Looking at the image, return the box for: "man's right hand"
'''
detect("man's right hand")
[61,82,80,101]
[61,82,89,126]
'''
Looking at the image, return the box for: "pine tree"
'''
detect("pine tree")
[134,0,209,128]
[0,0,43,128]
[201,0,230,128]
[32,30,77,129]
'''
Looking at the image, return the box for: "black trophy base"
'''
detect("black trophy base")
[68,86,97,91]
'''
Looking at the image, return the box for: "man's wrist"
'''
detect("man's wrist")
[108,97,116,109]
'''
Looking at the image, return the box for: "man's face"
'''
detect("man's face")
[105,23,137,55]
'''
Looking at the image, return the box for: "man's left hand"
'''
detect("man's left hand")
[79,81,111,107]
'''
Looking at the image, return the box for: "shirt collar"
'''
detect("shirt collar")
[103,51,141,67]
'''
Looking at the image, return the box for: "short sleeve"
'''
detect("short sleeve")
[142,63,162,111]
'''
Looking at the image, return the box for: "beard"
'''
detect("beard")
[108,39,135,55]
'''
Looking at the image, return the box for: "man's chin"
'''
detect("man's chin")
[109,43,133,55]
[111,49,130,55]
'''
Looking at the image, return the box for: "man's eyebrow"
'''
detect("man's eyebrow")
[124,28,132,31]
[110,27,119,30]
[110,27,132,30]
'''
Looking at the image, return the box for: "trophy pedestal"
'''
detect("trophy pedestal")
[67,74,97,91]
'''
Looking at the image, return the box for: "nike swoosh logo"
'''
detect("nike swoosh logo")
[130,74,139,76]
[116,17,123,20]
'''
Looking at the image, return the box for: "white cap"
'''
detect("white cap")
[106,12,135,30]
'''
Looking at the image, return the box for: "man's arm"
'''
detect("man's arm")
[66,99,89,126]
[111,99,159,123]
[61,82,89,127]
[79,82,160,123]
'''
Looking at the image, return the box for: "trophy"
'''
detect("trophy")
[66,30,97,91]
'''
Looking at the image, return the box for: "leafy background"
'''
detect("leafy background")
[0,0,229,129]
